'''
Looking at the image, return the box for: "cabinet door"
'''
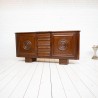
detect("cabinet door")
[16,33,37,57]
[51,32,79,59]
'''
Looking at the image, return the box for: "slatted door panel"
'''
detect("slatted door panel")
[37,33,51,57]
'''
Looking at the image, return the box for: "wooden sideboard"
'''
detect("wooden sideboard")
[15,31,80,65]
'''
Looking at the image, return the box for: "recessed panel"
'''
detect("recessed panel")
[16,34,37,57]
[52,33,77,58]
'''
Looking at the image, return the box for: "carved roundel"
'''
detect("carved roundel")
[58,39,68,51]
[23,40,32,50]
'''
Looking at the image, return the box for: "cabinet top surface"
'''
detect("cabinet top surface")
[15,30,80,34]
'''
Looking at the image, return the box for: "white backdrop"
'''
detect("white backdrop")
[0,0,98,59]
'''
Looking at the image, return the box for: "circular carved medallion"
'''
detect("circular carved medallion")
[58,39,68,51]
[23,40,32,50]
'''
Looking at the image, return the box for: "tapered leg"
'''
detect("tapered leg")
[59,59,69,65]
[25,57,36,62]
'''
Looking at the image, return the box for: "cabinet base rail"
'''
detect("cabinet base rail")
[25,57,69,65]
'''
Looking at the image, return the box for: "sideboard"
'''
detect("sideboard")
[15,31,80,65]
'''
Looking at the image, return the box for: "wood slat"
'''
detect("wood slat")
[56,64,81,98]
[37,33,50,37]
[38,41,50,45]
[49,63,67,98]
[70,65,98,97]
[38,46,50,49]
[64,65,96,98]
[23,62,44,98]
[37,37,50,41]
[38,48,50,52]
[0,62,32,98]
[37,61,51,98]
[38,53,50,57]
[8,62,38,98]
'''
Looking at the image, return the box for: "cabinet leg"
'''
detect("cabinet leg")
[25,57,36,62]
[32,58,36,61]
[59,59,69,65]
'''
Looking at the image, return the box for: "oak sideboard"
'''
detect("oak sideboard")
[15,31,80,65]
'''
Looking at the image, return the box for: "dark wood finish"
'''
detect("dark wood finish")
[16,33,37,57]
[59,59,69,65]
[37,33,51,57]
[25,58,36,62]
[52,32,75,57]
[15,31,80,65]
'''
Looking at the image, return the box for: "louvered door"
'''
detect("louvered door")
[37,33,51,57]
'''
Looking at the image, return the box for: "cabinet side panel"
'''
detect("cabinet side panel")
[15,34,19,57]
[75,32,80,59]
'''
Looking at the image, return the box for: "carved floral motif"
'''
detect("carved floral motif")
[23,40,32,50]
[58,39,68,51]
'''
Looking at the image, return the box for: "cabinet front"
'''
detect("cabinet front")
[51,32,79,58]
[16,33,37,57]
